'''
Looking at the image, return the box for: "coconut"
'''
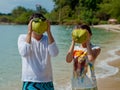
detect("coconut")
[72,29,88,43]
[32,18,48,35]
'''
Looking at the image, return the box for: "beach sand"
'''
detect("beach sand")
[93,24,120,32]
[98,58,120,90]
[94,24,120,90]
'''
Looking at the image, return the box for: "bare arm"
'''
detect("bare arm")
[86,32,101,62]
[25,20,33,44]
[66,40,75,63]
[87,41,101,62]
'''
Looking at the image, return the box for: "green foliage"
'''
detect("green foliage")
[79,0,100,11]
[0,14,13,23]
[109,0,120,18]
[79,9,94,25]
[1,0,120,24]
[51,0,120,24]
[98,0,120,23]
[99,20,108,24]
[14,10,33,24]
[0,16,13,23]
[92,18,100,25]
[52,0,103,25]
[12,6,27,18]
[0,5,48,24]
[47,11,59,22]
[60,5,72,22]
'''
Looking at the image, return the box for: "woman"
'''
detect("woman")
[66,24,101,90]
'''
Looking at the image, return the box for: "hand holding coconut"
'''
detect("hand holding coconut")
[32,18,48,35]
[72,29,89,44]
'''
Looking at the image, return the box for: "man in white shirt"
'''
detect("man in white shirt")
[18,13,59,90]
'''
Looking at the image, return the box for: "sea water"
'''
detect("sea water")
[0,25,120,90]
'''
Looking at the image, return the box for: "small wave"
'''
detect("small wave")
[96,48,120,78]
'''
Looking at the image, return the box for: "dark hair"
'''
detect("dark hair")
[76,24,92,35]
[29,13,46,21]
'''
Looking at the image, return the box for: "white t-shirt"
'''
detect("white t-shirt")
[18,34,59,82]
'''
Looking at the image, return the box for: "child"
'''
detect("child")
[66,24,101,90]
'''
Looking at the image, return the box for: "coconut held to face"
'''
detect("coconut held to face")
[72,29,88,43]
[32,18,48,35]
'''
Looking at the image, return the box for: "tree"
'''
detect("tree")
[14,10,34,24]
[108,0,120,18]
[98,0,120,22]
[52,0,102,24]
[12,6,27,18]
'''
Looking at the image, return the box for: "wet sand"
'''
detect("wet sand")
[93,24,120,90]
[98,59,120,90]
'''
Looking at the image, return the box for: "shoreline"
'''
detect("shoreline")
[97,50,120,90]
[93,24,120,32]
[94,24,120,90]
[98,57,120,90]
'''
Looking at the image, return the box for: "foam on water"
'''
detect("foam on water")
[96,48,120,78]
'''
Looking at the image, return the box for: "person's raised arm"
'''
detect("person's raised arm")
[25,20,33,44]
[46,20,59,57]
[46,21,54,44]
[86,38,101,62]
[66,40,75,63]
[18,20,33,57]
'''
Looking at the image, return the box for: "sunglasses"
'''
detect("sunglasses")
[33,17,46,22]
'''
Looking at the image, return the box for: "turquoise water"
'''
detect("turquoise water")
[0,25,120,90]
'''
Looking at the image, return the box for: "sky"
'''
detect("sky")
[0,0,55,13]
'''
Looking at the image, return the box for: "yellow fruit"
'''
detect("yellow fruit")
[32,18,48,35]
[72,29,88,43]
